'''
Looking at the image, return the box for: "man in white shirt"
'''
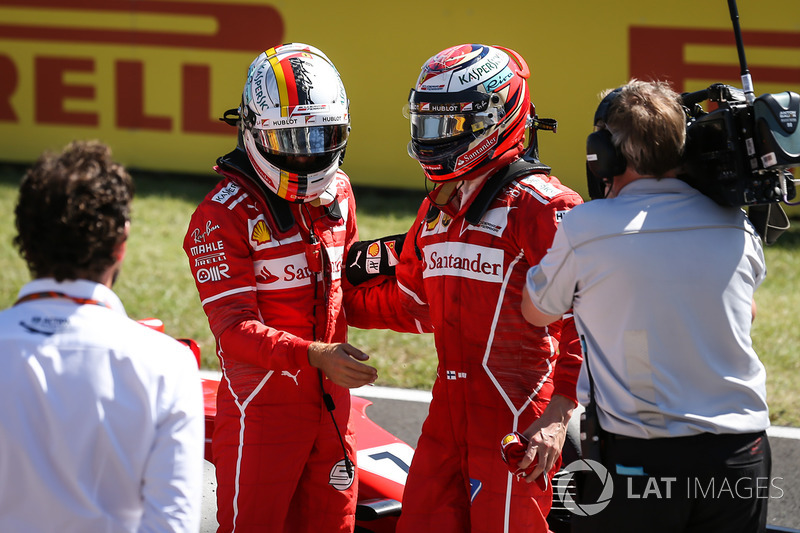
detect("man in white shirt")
[520,80,771,533]
[0,140,205,533]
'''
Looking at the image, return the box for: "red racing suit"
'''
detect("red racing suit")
[394,162,584,533]
[183,149,423,533]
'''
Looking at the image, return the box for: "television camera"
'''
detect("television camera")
[680,84,798,208]
[678,0,799,242]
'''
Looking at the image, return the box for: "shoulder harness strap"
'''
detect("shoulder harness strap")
[464,158,551,226]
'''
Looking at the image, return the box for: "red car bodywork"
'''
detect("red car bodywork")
[141,319,413,532]
[200,376,411,533]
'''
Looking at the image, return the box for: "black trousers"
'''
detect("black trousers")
[571,431,772,533]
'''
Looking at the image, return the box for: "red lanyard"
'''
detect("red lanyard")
[14,291,112,309]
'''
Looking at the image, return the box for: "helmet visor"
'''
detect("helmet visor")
[255,124,349,156]
[407,89,496,144]
[410,112,496,144]
[265,151,339,174]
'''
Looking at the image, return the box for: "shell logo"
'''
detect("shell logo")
[367,242,380,257]
[501,433,518,446]
[251,220,272,245]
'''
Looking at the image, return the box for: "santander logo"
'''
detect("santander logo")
[255,266,279,284]
[456,131,498,168]
[422,242,503,283]
[252,254,313,290]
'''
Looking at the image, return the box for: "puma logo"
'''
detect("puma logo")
[349,250,362,269]
[281,370,301,385]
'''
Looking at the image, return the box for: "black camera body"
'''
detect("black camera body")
[681,83,799,207]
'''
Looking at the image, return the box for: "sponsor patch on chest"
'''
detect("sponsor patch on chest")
[247,214,302,251]
[466,206,512,236]
[421,211,452,237]
[252,244,344,290]
[212,182,241,204]
[519,175,562,200]
[253,253,314,290]
[422,242,504,282]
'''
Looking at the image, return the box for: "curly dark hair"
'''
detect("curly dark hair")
[14,140,134,282]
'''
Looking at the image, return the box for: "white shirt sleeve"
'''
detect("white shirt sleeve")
[525,221,577,317]
[139,348,205,533]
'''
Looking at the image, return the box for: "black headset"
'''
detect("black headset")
[586,87,626,199]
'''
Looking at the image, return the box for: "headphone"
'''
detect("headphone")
[586,87,626,199]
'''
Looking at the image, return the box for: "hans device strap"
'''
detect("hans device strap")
[465,158,551,226]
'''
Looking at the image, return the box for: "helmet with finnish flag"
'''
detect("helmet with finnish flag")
[240,43,350,203]
[407,44,531,182]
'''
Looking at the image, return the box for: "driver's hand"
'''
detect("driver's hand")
[307,342,377,388]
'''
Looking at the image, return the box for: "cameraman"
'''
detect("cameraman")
[520,79,771,532]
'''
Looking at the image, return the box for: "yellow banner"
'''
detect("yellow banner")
[0,0,797,199]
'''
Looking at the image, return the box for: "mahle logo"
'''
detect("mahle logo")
[555,459,614,516]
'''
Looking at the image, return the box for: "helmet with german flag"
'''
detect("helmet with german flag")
[240,43,350,203]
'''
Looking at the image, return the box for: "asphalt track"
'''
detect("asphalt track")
[199,382,800,532]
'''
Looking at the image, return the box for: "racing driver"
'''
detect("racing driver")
[183,43,425,533]
[392,44,584,533]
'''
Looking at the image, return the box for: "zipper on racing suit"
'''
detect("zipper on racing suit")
[301,203,355,480]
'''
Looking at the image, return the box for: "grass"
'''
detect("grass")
[0,165,797,426]
[0,164,439,391]
[750,226,800,427]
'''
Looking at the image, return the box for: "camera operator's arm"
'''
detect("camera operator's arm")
[521,220,576,326]
[521,288,561,326]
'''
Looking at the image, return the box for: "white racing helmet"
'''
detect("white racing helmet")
[240,43,350,203]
